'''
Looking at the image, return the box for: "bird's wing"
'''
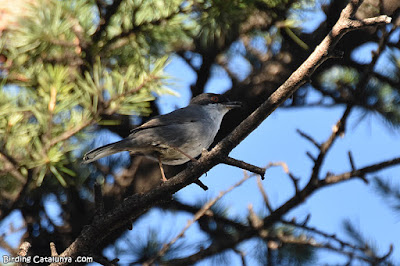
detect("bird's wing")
[130,105,202,135]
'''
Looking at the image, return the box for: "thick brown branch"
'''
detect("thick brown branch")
[213,6,390,159]
[49,1,393,264]
[167,155,400,265]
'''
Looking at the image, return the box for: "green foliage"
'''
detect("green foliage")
[2,0,95,72]
[318,65,400,126]
[77,56,174,116]
[251,225,316,265]
[373,177,400,212]
[100,0,193,66]
[0,0,176,190]
[260,0,291,9]
[196,0,256,50]
[112,228,187,264]
[342,219,397,265]
[342,219,390,264]
[318,66,359,90]
[1,0,397,264]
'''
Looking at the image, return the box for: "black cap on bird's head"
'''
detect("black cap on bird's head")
[190,93,242,109]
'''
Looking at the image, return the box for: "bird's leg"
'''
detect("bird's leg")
[201,148,209,177]
[158,156,168,182]
[170,146,198,163]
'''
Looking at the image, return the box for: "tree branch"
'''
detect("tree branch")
[144,171,254,265]
[17,241,31,266]
[0,153,33,221]
[256,177,273,213]
[323,157,400,185]
[0,150,26,183]
[220,156,266,178]
[47,120,94,149]
[166,155,400,265]
[49,1,393,264]
[92,0,123,43]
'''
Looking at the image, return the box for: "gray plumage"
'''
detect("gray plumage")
[82,93,241,165]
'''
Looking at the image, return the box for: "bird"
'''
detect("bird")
[82,93,241,181]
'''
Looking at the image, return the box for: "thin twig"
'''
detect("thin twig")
[221,156,266,178]
[49,1,393,263]
[306,151,316,162]
[48,120,93,148]
[348,151,356,171]
[18,241,31,256]
[0,151,26,183]
[281,219,366,252]
[143,171,255,266]
[0,235,15,255]
[256,177,273,213]
[161,199,248,232]
[324,157,400,185]
[50,242,58,256]
[100,6,187,53]
[305,20,395,186]
[104,75,159,115]
[309,106,352,184]
[296,129,321,149]
[262,233,382,264]
[300,214,311,226]
[266,161,299,192]
[247,204,272,246]
[347,151,368,183]
[92,0,124,42]
[378,244,393,262]
[233,248,247,266]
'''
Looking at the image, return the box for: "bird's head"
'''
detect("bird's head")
[190,93,242,110]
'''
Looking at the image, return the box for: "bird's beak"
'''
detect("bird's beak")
[224,101,242,109]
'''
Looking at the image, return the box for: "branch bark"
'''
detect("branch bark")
[50,1,392,264]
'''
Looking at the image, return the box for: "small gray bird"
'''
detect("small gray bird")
[82,93,241,181]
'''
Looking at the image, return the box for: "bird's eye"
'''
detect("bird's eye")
[210,96,219,102]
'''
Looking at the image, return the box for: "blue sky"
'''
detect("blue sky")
[1,3,399,265]
[139,53,400,264]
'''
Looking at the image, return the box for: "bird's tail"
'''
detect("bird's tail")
[82,140,130,164]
